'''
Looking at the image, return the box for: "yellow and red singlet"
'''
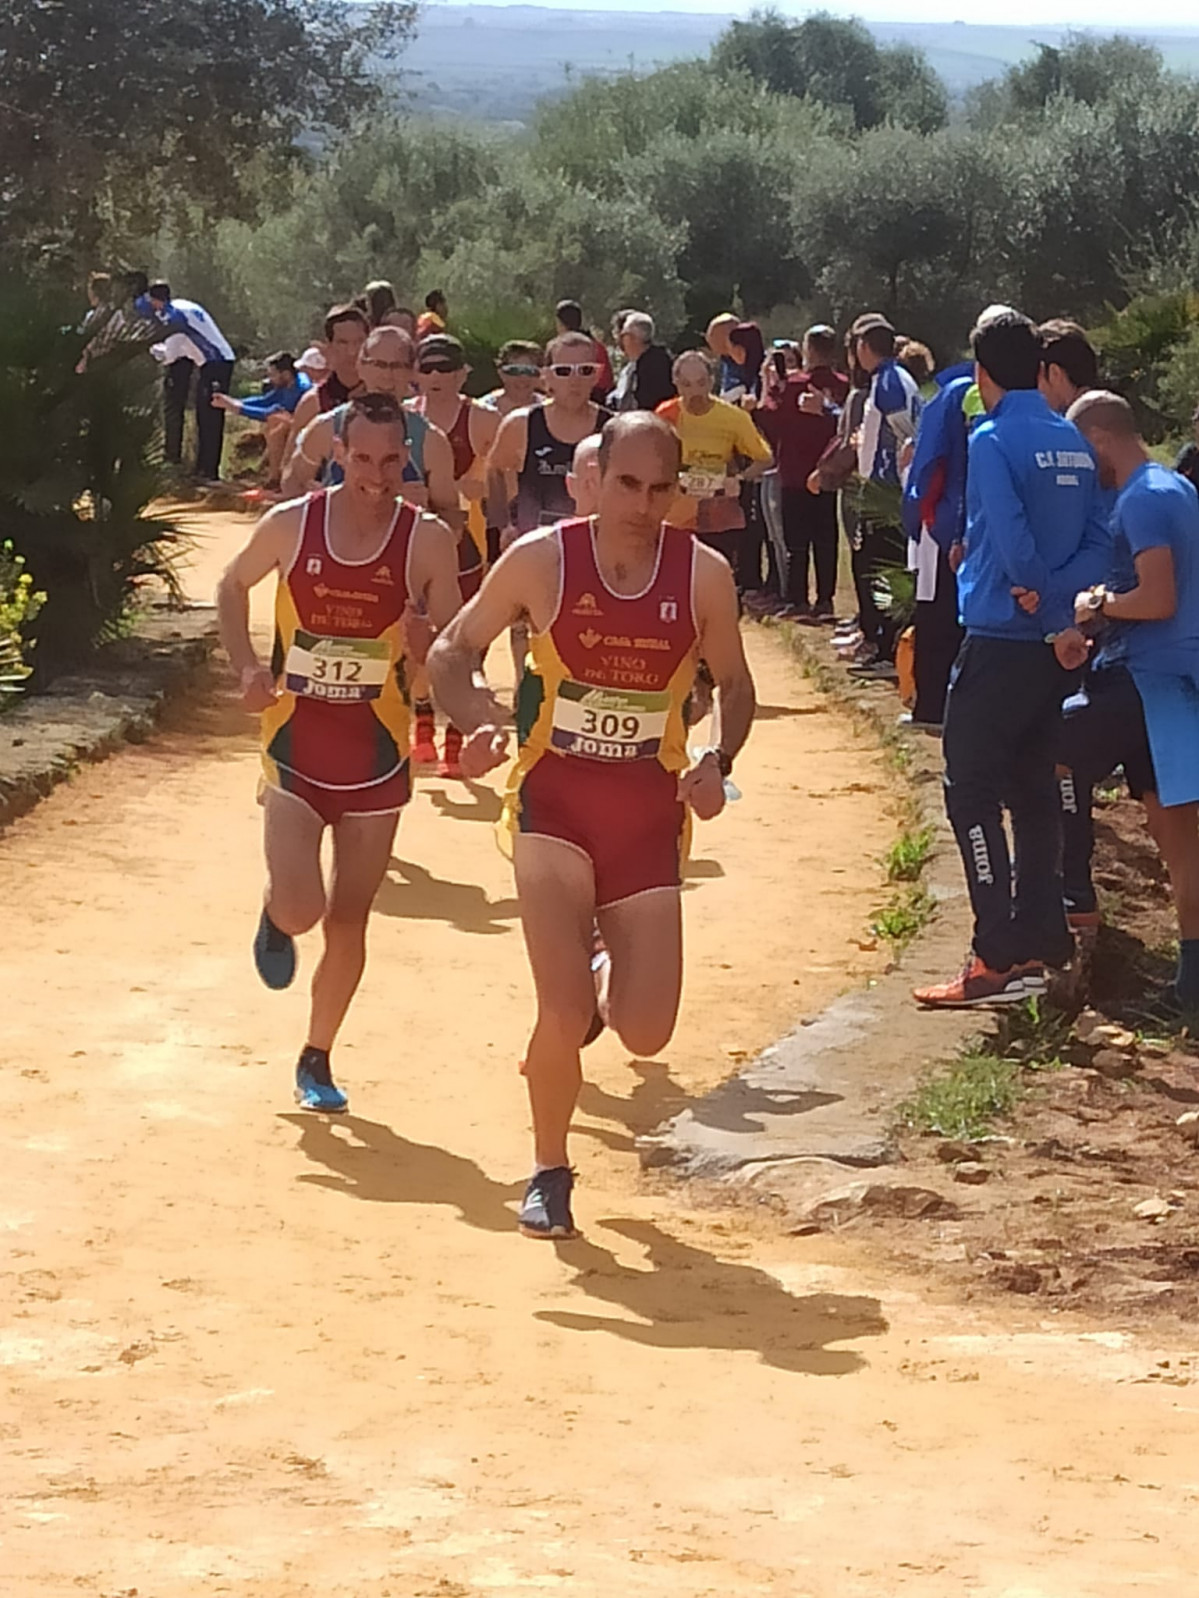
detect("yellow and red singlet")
[260,490,417,808]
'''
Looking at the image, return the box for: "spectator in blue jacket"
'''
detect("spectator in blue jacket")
[915,309,1111,1009]
[212,352,312,488]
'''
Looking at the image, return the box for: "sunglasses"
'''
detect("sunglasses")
[418,361,462,375]
[500,363,540,378]
[548,363,598,379]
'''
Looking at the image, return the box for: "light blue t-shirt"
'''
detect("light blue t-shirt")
[1101,460,1199,676]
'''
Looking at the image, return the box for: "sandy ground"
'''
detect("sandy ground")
[3,511,1198,1597]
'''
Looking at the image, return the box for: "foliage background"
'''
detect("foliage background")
[3,3,1199,686]
[90,13,1199,440]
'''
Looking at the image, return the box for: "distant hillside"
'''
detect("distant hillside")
[399,6,1199,123]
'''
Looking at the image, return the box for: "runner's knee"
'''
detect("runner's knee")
[609,1009,675,1058]
[267,887,324,936]
[534,998,596,1054]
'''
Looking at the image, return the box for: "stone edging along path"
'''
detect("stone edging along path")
[0,604,219,832]
[640,619,983,1214]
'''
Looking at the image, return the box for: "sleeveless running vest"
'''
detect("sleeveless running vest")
[515,406,610,532]
[321,404,428,489]
[413,397,475,480]
[317,372,355,412]
[511,517,698,782]
[411,397,487,568]
[260,490,416,795]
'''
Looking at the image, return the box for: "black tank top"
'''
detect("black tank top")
[515,404,610,531]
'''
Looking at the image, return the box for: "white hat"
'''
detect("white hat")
[298,344,328,375]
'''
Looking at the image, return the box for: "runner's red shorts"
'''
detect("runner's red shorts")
[264,762,411,827]
[515,754,686,909]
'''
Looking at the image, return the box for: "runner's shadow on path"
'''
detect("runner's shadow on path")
[753,702,827,721]
[682,857,724,880]
[425,781,503,824]
[539,1218,886,1376]
[280,1112,522,1232]
[577,1060,690,1149]
[374,858,520,935]
[578,1061,840,1146]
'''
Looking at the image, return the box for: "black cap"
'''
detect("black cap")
[417,333,466,370]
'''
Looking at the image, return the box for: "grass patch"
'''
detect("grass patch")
[897,1049,1024,1140]
[993,994,1073,1069]
[871,885,934,948]
[884,825,934,883]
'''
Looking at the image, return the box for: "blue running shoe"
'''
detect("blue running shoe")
[519,1166,577,1239]
[295,1047,348,1113]
[254,908,296,991]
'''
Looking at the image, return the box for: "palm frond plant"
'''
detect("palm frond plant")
[0,280,183,684]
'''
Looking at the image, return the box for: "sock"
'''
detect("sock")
[1175,939,1199,1007]
[298,1044,332,1081]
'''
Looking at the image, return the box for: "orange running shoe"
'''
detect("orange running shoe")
[440,724,464,779]
[411,713,437,766]
[913,953,1035,1009]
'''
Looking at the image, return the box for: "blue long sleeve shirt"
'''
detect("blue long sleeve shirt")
[237,372,312,421]
[957,389,1111,640]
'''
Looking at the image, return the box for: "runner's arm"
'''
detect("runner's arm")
[407,514,465,664]
[280,388,322,485]
[485,410,529,534]
[693,543,756,767]
[734,410,775,483]
[216,505,300,704]
[281,412,331,498]
[420,425,466,534]
[429,537,555,733]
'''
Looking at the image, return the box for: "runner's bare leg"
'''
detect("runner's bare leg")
[513,833,597,1168]
[598,888,684,1056]
[263,788,326,935]
[307,811,400,1052]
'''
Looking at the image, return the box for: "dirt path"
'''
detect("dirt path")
[3,513,1197,1597]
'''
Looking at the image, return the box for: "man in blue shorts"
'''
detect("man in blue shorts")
[1056,391,1199,1015]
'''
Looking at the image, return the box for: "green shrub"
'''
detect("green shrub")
[0,281,183,681]
[0,538,45,707]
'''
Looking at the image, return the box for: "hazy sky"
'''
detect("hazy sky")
[440,0,1193,27]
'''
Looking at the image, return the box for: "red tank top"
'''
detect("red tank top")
[413,397,476,481]
[526,518,697,770]
[550,517,697,690]
[263,491,416,790]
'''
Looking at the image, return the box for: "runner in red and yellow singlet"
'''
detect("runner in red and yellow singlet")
[409,332,502,776]
[430,413,757,1239]
[218,395,462,1114]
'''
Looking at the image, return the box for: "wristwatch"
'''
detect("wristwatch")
[1077,585,1113,634]
[698,745,734,778]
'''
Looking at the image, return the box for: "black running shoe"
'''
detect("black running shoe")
[253,907,296,990]
[519,1166,577,1239]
